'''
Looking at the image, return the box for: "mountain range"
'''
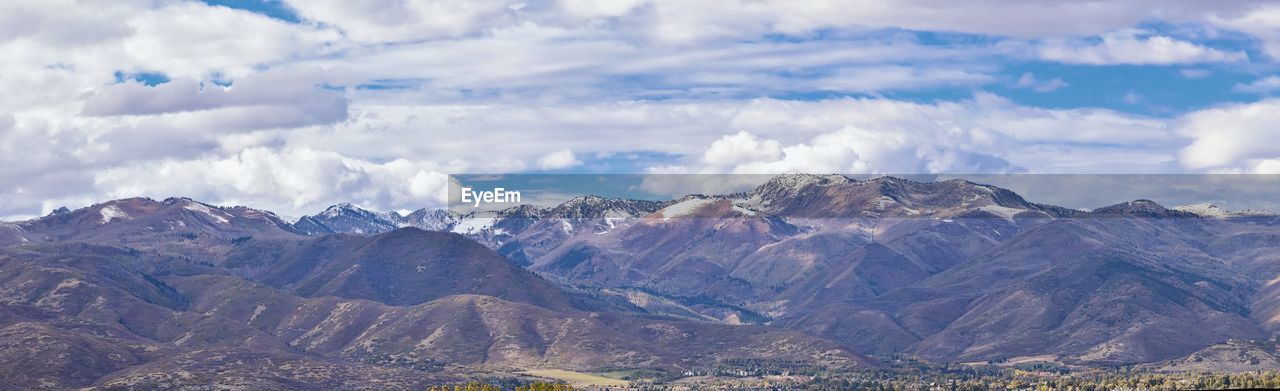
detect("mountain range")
[2,175,1280,389]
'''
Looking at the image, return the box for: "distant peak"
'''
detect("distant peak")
[750,174,852,198]
[1174,203,1277,218]
[1091,199,1198,218]
[1183,202,1218,208]
[320,202,372,216]
[102,196,157,205]
[295,202,409,235]
[869,175,910,182]
[97,204,131,224]
[568,194,607,202]
[1099,199,1167,211]
[760,173,851,188]
[162,197,197,205]
[557,195,609,208]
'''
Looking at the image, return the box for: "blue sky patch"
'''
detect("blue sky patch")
[201,0,301,23]
[113,71,170,86]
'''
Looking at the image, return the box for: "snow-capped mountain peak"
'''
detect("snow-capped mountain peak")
[1173,203,1277,218]
[296,203,400,235]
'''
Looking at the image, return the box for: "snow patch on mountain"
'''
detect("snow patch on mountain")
[183,202,230,224]
[98,205,130,224]
[980,205,1027,220]
[1174,203,1276,218]
[747,174,852,207]
[597,217,621,234]
[401,209,459,231]
[1175,203,1231,218]
[732,205,758,216]
[451,217,496,234]
[659,198,715,220]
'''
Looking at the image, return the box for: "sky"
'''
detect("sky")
[5,0,1280,219]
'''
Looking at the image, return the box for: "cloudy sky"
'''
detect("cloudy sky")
[5,0,1280,219]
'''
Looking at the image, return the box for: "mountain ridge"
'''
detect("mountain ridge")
[5,174,1280,388]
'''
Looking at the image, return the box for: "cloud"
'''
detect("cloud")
[1039,30,1247,65]
[281,0,523,43]
[0,0,340,120]
[693,125,1014,175]
[713,131,869,174]
[1251,159,1280,174]
[4,90,1193,219]
[276,0,1264,43]
[538,149,582,170]
[558,0,647,18]
[93,148,455,215]
[320,32,1002,101]
[290,95,1175,177]
[1014,72,1068,92]
[1233,76,1280,93]
[0,1,139,46]
[363,93,1163,176]
[9,0,1280,220]
[79,68,351,135]
[120,2,339,78]
[701,131,783,166]
[812,66,993,92]
[1178,99,1280,170]
[1211,5,1280,59]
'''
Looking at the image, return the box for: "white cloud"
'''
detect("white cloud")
[1014,72,1068,93]
[73,68,351,146]
[1211,5,1280,59]
[538,149,582,170]
[1039,30,1247,65]
[9,0,1280,220]
[0,98,1192,219]
[681,97,1183,175]
[319,33,1001,100]
[276,0,1261,44]
[93,148,455,215]
[0,1,337,83]
[812,66,993,92]
[701,131,783,166]
[1178,99,1280,170]
[1233,76,1280,93]
[282,0,523,43]
[294,95,1169,178]
[718,131,869,175]
[0,0,142,46]
[558,0,646,18]
[1251,159,1280,174]
[727,94,1173,147]
[0,1,339,117]
[119,2,339,78]
[693,125,1011,175]
[82,68,348,117]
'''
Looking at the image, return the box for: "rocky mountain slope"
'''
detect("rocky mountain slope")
[0,192,871,389]
[301,174,1280,367]
[6,174,1280,388]
[223,228,587,310]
